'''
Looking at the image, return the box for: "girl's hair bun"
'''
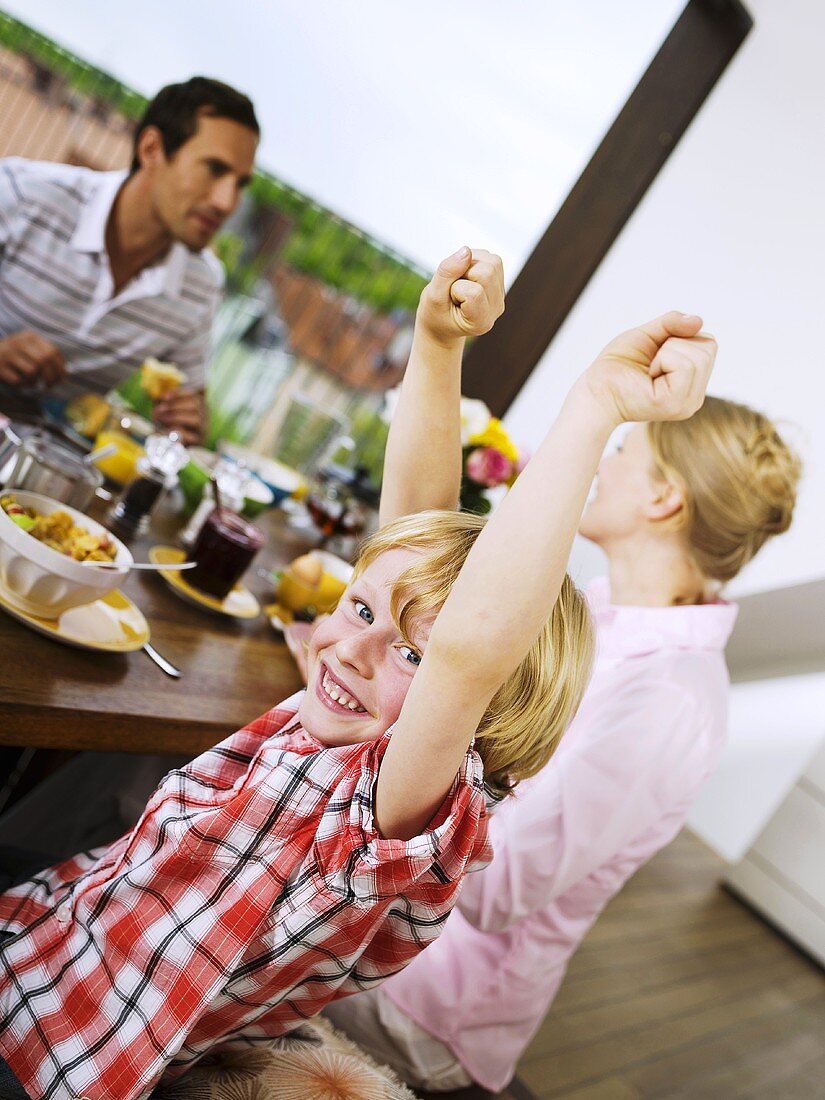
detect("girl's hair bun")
[647,397,802,584]
[745,424,801,536]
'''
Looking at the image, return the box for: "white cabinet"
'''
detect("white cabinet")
[726,737,825,966]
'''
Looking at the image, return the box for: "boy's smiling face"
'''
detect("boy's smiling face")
[298,549,432,747]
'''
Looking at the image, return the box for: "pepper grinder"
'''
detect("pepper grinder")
[107,432,189,539]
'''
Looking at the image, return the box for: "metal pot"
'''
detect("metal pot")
[3,432,106,512]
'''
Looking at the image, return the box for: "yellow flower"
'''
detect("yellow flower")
[468,417,519,463]
[459,397,492,445]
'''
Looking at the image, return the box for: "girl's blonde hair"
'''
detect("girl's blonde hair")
[355,510,595,800]
[646,397,802,584]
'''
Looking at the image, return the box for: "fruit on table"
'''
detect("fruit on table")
[64,393,111,439]
[290,554,323,587]
[141,358,185,401]
[1,494,117,560]
[276,553,347,616]
[1,499,34,531]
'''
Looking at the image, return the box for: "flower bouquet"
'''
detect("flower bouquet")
[459,398,523,515]
[381,388,523,516]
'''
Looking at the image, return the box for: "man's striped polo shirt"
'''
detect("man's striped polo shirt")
[0,157,224,402]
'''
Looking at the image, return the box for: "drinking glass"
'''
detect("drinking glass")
[93,409,150,487]
[271,394,346,474]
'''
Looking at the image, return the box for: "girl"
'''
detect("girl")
[326,347,800,1092]
[0,246,713,1100]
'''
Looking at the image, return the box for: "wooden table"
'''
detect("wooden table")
[0,494,312,757]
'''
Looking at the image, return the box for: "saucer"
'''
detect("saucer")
[149,546,260,619]
[0,581,149,651]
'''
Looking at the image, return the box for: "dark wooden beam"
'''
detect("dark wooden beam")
[463,0,753,415]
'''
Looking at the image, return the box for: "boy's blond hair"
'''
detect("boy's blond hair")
[355,510,595,800]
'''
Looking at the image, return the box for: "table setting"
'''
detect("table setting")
[0,375,374,760]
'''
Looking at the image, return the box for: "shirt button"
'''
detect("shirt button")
[56,902,72,924]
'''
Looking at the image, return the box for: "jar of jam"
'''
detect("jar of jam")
[186,507,265,600]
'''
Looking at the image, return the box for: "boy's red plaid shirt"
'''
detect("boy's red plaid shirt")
[0,693,490,1100]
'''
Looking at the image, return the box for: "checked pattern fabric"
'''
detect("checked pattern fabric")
[0,692,490,1100]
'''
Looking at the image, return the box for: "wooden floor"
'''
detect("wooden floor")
[418,830,825,1100]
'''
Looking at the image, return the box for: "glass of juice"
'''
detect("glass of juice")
[187,508,265,600]
[92,428,145,486]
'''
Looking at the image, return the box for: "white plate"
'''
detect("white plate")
[0,579,149,651]
[149,546,260,619]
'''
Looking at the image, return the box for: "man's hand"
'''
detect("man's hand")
[153,389,207,446]
[0,332,66,388]
[416,246,505,348]
[580,312,717,429]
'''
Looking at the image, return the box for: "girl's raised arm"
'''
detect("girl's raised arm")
[379,247,505,527]
[376,311,717,840]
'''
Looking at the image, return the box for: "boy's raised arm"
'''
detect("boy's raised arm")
[379,247,505,527]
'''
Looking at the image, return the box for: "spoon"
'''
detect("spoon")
[211,474,223,512]
[84,442,118,465]
[80,560,197,571]
[0,417,22,447]
[142,642,182,678]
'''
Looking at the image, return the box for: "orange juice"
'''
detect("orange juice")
[93,429,145,486]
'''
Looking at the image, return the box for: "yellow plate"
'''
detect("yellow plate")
[0,582,149,651]
[149,546,260,619]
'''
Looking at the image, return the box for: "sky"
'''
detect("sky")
[12,1,684,276]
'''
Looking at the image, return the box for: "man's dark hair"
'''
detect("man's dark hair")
[130,76,259,173]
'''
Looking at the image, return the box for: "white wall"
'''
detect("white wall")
[502,2,825,859]
[687,673,825,862]
[505,0,825,599]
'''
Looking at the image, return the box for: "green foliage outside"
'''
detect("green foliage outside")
[344,404,390,487]
[115,359,390,488]
[203,399,252,450]
[0,10,146,118]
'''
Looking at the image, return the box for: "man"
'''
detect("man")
[0,76,259,443]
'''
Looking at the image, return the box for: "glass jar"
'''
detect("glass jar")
[304,469,367,558]
[179,457,250,549]
[186,508,265,600]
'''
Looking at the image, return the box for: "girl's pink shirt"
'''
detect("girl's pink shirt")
[384,577,738,1091]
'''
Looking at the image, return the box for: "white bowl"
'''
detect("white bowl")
[0,490,132,619]
[218,441,304,504]
[181,446,275,517]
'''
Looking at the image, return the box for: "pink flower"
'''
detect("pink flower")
[465,446,514,487]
